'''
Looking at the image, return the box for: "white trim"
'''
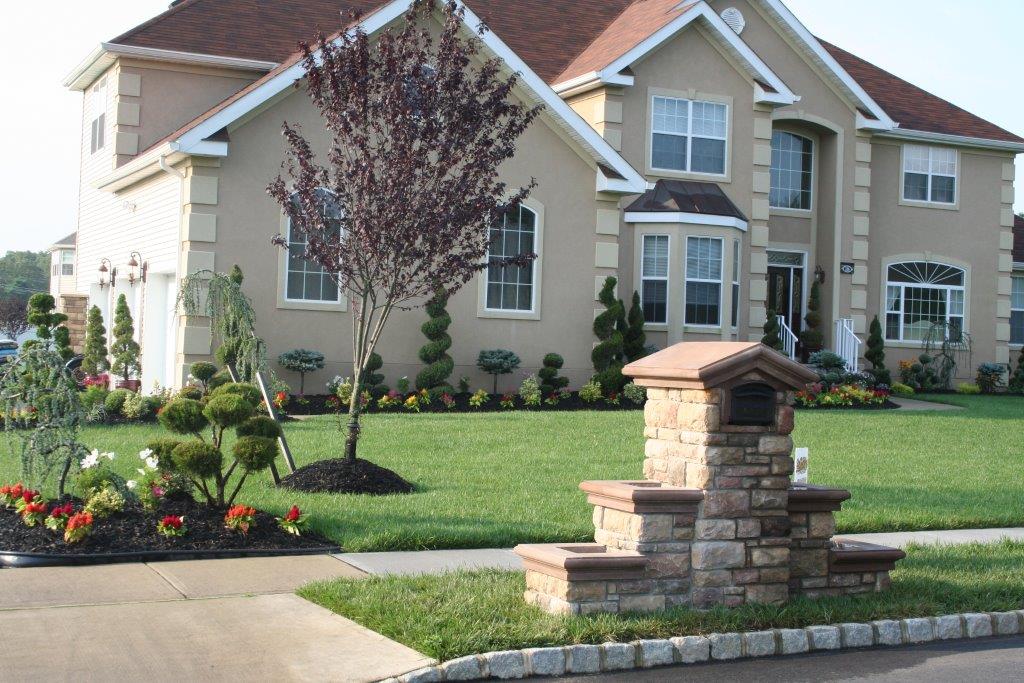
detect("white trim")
[649,95,729,178]
[65,42,277,91]
[552,71,634,97]
[755,0,896,129]
[553,2,797,106]
[596,173,640,194]
[624,211,747,231]
[876,128,1024,153]
[900,144,958,207]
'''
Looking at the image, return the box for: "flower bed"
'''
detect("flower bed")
[0,491,336,567]
[281,390,645,416]
[794,383,897,410]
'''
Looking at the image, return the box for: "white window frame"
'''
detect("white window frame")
[769,130,814,211]
[1011,273,1024,347]
[884,261,966,343]
[650,95,728,177]
[901,144,957,206]
[640,234,670,325]
[483,204,540,316]
[684,236,724,328]
[282,189,344,305]
[89,79,106,154]
[60,250,74,277]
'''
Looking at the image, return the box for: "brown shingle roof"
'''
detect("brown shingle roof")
[1014,214,1024,264]
[820,39,1024,144]
[625,179,748,221]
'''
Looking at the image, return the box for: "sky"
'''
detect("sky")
[0,0,1021,254]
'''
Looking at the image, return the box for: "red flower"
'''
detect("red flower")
[284,505,301,522]
[160,515,183,530]
[22,489,39,504]
[23,502,47,515]
[66,511,94,530]
[50,502,73,518]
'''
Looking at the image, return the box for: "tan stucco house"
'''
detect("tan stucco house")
[64,0,1023,392]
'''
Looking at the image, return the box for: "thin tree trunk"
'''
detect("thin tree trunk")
[58,455,72,499]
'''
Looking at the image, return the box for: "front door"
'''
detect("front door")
[766,253,805,340]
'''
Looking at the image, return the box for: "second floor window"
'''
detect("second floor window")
[903,145,956,204]
[651,96,727,175]
[89,79,106,154]
[285,189,342,303]
[770,131,813,210]
[685,236,723,326]
[1012,274,1024,346]
[486,205,537,312]
[61,250,74,276]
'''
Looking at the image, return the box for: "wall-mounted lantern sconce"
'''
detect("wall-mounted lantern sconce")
[814,265,826,285]
[98,258,116,289]
[127,251,147,286]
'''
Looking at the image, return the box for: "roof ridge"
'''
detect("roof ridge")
[557,0,652,76]
[109,0,211,44]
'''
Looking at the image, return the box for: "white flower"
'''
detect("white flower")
[103,451,116,461]
[137,468,147,477]
[126,480,138,490]
[138,448,154,461]
[80,449,101,470]
[145,456,160,471]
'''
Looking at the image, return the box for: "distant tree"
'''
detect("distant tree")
[81,305,109,376]
[267,0,539,462]
[622,291,647,362]
[761,310,782,351]
[110,294,140,380]
[0,298,29,340]
[24,293,72,360]
[0,251,48,301]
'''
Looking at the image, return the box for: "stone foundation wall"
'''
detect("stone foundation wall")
[59,294,88,354]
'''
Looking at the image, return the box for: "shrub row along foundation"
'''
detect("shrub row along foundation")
[516,342,905,614]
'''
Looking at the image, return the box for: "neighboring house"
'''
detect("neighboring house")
[63,0,1022,392]
[48,232,88,353]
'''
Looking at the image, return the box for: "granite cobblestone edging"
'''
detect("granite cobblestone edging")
[379,610,1024,682]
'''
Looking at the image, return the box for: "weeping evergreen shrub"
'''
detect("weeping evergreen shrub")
[415,288,454,396]
[592,276,626,393]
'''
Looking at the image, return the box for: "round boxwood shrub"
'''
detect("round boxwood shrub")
[203,393,255,428]
[172,441,223,479]
[189,361,217,385]
[210,382,262,407]
[232,435,278,472]
[158,398,209,435]
[146,437,184,465]
[104,388,133,415]
[207,369,233,392]
[236,415,283,439]
[177,385,204,401]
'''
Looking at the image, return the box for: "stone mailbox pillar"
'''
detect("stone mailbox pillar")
[514,342,904,615]
[624,342,816,608]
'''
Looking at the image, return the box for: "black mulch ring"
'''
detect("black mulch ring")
[795,399,900,411]
[279,458,414,496]
[0,496,337,567]
[284,392,644,415]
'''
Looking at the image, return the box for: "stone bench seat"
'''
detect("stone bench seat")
[513,543,648,581]
[580,480,704,514]
[830,539,907,573]
[788,484,852,512]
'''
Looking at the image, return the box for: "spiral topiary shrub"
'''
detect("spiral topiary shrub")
[537,353,568,396]
[158,398,209,437]
[172,441,223,480]
[362,352,388,399]
[236,415,283,439]
[761,310,782,351]
[415,289,454,396]
[592,277,625,393]
[623,291,647,362]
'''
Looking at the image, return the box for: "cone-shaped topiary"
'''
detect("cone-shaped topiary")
[864,315,891,385]
[538,353,569,395]
[623,291,647,362]
[799,281,823,354]
[110,294,141,380]
[415,288,454,395]
[82,305,109,376]
[1009,346,1024,394]
[592,276,626,393]
[762,310,782,351]
[24,293,73,360]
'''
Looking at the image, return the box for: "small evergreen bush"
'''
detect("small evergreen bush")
[623,382,647,404]
[890,382,914,397]
[277,348,324,395]
[110,294,141,380]
[477,350,520,393]
[579,380,603,403]
[210,382,262,406]
[761,310,782,351]
[189,361,217,389]
[808,351,846,372]
[236,415,283,439]
[158,398,209,437]
[519,375,542,407]
[975,363,1005,394]
[864,315,891,385]
[232,436,279,472]
[537,353,568,396]
[203,393,255,428]
[104,388,132,415]
[172,441,223,479]
[82,305,109,376]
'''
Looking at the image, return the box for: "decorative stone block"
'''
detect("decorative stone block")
[696,519,736,539]
[840,622,873,648]
[991,612,1020,635]
[964,613,993,638]
[671,635,710,663]
[484,651,526,679]
[933,615,963,640]
[872,620,902,646]
[693,541,746,570]
[441,655,484,681]
[778,629,809,654]
[524,648,566,677]
[566,645,601,673]
[743,631,776,657]
[902,618,934,643]
[638,639,675,667]
[399,667,441,683]
[600,642,636,670]
[806,625,841,650]
[702,491,750,518]
[709,633,742,660]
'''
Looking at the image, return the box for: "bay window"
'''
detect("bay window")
[884,261,965,342]
[685,236,723,326]
[1011,274,1024,345]
[651,96,727,175]
[641,235,669,324]
[903,145,957,204]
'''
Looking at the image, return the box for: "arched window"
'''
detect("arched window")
[770,131,813,210]
[485,205,537,312]
[884,261,965,342]
[285,188,342,303]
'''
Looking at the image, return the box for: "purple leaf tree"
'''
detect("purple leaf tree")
[268,0,539,462]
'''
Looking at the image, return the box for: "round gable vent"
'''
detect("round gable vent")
[720,7,746,35]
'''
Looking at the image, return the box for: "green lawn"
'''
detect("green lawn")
[2,395,1022,550]
[299,541,1024,661]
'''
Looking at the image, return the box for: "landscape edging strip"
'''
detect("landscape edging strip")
[379,610,1024,682]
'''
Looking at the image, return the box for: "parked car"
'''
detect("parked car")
[0,339,17,363]
[65,355,87,387]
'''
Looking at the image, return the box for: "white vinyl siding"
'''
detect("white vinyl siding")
[641,235,669,324]
[651,96,727,175]
[902,145,956,204]
[684,236,723,326]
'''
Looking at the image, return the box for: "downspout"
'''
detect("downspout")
[159,154,186,388]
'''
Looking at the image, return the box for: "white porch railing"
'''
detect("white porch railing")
[834,318,862,373]
[777,314,798,361]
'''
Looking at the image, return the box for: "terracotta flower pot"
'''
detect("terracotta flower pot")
[115,379,142,392]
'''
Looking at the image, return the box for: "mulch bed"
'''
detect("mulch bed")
[280,458,415,496]
[0,496,337,567]
[284,392,645,416]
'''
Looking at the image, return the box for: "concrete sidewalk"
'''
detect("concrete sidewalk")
[889,397,963,411]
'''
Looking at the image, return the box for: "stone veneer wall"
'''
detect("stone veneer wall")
[59,294,89,354]
[641,382,795,608]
